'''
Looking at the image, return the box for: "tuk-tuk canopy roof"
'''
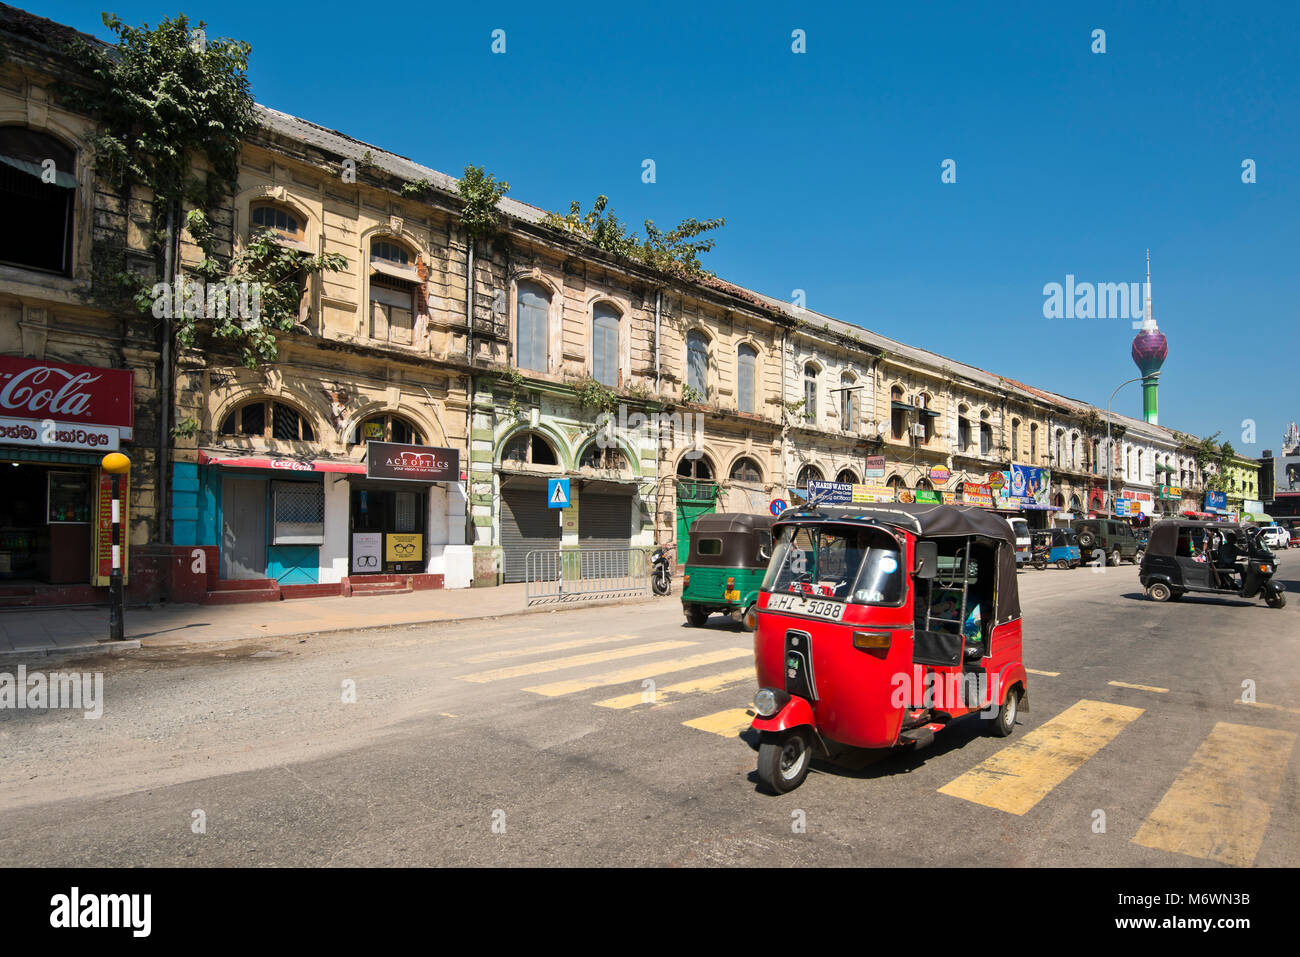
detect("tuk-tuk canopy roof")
[688,512,777,535]
[1146,518,1265,556]
[777,502,1016,544]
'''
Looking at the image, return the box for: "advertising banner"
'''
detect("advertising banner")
[962,482,994,507]
[385,533,423,563]
[366,443,459,482]
[864,455,886,478]
[93,471,130,585]
[351,532,382,573]
[1205,490,1228,513]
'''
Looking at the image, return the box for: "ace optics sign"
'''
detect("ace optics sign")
[366,442,459,482]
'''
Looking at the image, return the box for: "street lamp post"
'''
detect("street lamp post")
[1105,376,1150,518]
[101,452,131,641]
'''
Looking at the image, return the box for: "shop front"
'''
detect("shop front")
[0,357,135,603]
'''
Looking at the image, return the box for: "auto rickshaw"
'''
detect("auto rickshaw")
[1030,527,1081,569]
[750,502,1028,794]
[681,513,776,629]
[1139,519,1286,608]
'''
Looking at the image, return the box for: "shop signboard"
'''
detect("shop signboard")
[1158,485,1182,501]
[385,533,423,565]
[1205,490,1228,513]
[0,416,120,451]
[0,356,134,439]
[1005,465,1050,509]
[928,465,950,484]
[1114,498,1133,516]
[853,484,897,503]
[351,532,382,573]
[366,443,459,482]
[807,480,853,504]
[962,482,994,508]
[94,471,129,585]
[864,455,886,479]
[913,488,941,504]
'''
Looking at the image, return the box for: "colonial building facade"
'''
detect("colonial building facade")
[0,5,1258,606]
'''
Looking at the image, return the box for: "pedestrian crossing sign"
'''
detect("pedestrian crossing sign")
[548,478,570,508]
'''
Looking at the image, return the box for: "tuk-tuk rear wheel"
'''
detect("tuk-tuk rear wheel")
[1147,581,1172,602]
[686,606,709,627]
[1056,559,1070,570]
[758,729,812,794]
[987,686,1020,737]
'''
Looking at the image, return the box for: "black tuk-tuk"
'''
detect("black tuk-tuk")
[1139,519,1286,607]
[681,513,776,629]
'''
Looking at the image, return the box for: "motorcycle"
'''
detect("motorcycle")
[650,543,674,596]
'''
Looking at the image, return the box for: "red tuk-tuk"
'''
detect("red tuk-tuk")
[750,502,1028,793]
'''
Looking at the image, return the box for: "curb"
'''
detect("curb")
[0,639,142,661]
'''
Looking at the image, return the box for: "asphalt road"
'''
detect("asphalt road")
[1,552,1297,867]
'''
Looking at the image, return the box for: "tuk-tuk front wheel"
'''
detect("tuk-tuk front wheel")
[986,686,1020,737]
[742,603,758,632]
[1147,581,1172,602]
[1266,588,1287,609]
[758,729,813,794]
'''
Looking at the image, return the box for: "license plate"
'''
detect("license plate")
[724,589,740,601]
[765,592,845,620]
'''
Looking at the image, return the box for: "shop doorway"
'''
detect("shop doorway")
[0,463,94,585]
[349,483,427,574]
[221,476,267,580]
[501,483,560,583]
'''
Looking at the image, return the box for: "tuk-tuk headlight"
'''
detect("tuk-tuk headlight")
[754,687,790,718]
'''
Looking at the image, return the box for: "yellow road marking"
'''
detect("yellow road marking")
[683,708,754,738]
[463,633,634,663]
[524,648,751,697]
[1132,722,1296,866]
[595,667,754,709]
[1108,681,1169,694]
[1235,700,1300,716]
[458,640,694,683]
[937,699,1144,815]
[1027,669,1059,677]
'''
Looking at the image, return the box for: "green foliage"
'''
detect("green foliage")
[59,13,255,206]
[401,178,434,200]
[544,195,724,279]
[500,368,526,420]
[187,211,349,368]
[171,416,200,439]
[575,377,618,415]
[680,384,704,405]
[457,165,510,239]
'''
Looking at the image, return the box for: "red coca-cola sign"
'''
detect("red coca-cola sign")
[0,356,134,438]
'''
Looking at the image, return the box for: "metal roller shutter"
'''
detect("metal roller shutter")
[501,485,560,583]
[579,491,634,576]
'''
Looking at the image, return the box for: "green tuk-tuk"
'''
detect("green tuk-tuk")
[681,513,776,629]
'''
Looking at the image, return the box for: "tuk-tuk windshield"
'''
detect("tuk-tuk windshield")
[762,524,904,605]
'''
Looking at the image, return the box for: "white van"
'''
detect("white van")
[1007,517,1032,565]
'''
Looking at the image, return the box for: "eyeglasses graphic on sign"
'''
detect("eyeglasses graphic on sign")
[393,542,416,556]
[355,555,378,568]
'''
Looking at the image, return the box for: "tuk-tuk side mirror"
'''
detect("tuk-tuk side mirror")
[914,541,938,579]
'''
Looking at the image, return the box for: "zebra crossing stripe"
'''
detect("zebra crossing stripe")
[682,708,754,738]
[595,667,754,709]
[1131,722,1297,866]
[937,699,1144,815]
[458,640,695,683]
[523,648,751,697]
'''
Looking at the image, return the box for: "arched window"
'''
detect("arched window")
[353,413,422,445]
[220,399,314,441]
[840,373,857,433]
[836,468,858,485]
[369,238,418,346]
[686,330,709,398]
[916,393,933,444]
[1029,423,1039,463]
[1011,417,1021,460]
[250,202,304,243]
[0,127,76,274]
[677,454,714,481]
[1092,438,1101,475]
[886,475,905,490]
[1071,432,1081,469]
[958,405,972,453]
[891,386,907,440]
[516,281,550,372]
[592,302,620,387]
[579,442,627,471]
[803,363,818,422]
[980,412,993,456]
[1055,428,1065,466]
[502,431,558,466]
[796,464,823,488]
[730,457,762,483]
[736,344,757,414]
[916,477,933,491]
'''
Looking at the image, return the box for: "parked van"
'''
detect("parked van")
[1006,517,1031,566]
[1070,517,1140,565]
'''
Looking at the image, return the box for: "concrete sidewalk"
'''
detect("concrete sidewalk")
[0,583,658,659]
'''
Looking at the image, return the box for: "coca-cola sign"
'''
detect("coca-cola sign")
[366,442,459,482]
[0,356,134,439]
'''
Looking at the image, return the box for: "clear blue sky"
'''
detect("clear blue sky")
[31,0,1300,456]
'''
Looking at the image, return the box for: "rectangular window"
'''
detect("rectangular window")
[518,296,548,371]
[593,319,618,386]
[371,279,415,345]
[272,481,324,545]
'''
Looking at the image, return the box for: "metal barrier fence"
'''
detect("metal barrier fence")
[525,547,649,605]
